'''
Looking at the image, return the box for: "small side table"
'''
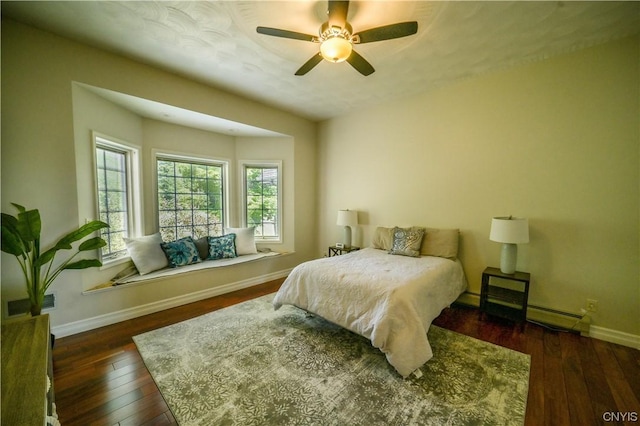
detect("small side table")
[480,267,530,322]
[328,246,360,257]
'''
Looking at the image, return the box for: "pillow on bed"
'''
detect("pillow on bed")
[373,226,426,251]
[420,228,460,260]
[208,234,237,260]
[224,227,258,255]
[389,227,425,257]
[372,227,394,251]
[124,233,169,275]
[161,236,201,268]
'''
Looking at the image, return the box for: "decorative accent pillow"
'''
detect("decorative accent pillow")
[224,227,258,255]
[161,236,201,268]
[389,227,425,257]
[194,236,210,260]
[123,233,169,275]
[420,228,460,260]
[208,234,237,260]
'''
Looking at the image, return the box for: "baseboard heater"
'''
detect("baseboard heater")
[456,292,590,336]
[6,293,56,317]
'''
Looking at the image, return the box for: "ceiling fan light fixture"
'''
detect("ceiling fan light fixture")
[320,36,352,63]
[256,1,418,76]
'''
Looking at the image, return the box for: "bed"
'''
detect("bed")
[273,228,467,378]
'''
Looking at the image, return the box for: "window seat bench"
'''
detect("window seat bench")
[87,251,282,292]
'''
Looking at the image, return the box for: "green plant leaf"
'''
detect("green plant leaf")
[1,225,27,257]
[16,209,41,242]
[2,213,19,228]
[3,204,107,305]
[56,221,109,249]
[33,247,58,268]
[11,203,26,213]
[78,237,107,251]
[63,259,102,270]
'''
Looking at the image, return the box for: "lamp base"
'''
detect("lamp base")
[500,243,517,274]
[343,226,352,249]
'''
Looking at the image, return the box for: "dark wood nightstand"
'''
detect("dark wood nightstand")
[328,246,360,257]
[480,267,530,322]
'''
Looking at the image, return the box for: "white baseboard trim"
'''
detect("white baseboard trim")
[589,325,640,350]
[52,268,292,338]
[454,292,639,349]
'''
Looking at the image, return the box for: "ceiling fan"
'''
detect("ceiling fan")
[256,0,418,76]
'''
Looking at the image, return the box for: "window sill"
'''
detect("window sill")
[100,255,132,270]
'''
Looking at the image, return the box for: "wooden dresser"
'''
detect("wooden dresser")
[2,314,54,425]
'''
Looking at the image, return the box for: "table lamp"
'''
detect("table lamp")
[337,209,358,249]
[490,216,529,274]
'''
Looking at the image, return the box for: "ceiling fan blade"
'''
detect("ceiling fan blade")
[257,26,316,42]
[354,21,418,44]
[327,0,349,28]
[295,54,323,76]
[346,50,375,76]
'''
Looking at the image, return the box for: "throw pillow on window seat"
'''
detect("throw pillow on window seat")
[208,234,237,260]
[224,227,258,255]
[160,236,201,268]
[194,236,210,260]
[124,233,169,275]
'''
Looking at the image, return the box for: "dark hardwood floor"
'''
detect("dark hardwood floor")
[52,278,640,425]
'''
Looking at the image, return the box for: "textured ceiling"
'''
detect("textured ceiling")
[3,1,639,123]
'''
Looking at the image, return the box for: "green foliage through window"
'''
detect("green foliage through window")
[245,166,278,239]
[157,157,224,241]
[96,146,129,260]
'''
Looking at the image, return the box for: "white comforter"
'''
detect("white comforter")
[273,248,467,377]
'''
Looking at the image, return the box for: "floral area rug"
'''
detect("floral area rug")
[133,294,530,425]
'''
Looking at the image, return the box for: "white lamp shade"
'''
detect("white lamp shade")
[336,209,358,227]
[490,217,529,244]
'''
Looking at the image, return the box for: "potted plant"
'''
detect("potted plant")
[1,203,109,316]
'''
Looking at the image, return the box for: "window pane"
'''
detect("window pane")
[96,145,130,260]
[157,157,224,242]
[177,227,192,239]
[157,175,175,193]
[244,166,279,239]
[177,210,193,226]
[157,160,174,176]
[176,177,191,193]
[104,150,124,169]
[107,191,126,212]
[105,170,125,191]
[109,230,127,254]
[177,194,193,209]
[192,164,207,179]
[192,194,208,210]
[192,178,207,194]
[207,223,222,236]
[192,225,208,239]
[158,194,176,210]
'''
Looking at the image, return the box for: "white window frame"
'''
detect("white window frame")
[239,160,283,244]
[154,150,230,241]
[92,132,142,266]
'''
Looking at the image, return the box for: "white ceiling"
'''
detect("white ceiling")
[3,1,639,128]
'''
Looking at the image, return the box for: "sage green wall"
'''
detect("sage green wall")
[318,36,639,336]
[1,19,317,329]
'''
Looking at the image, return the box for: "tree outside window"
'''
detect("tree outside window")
[157,157,225,242]
[94,134,141,262]
[245,165,279,239]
